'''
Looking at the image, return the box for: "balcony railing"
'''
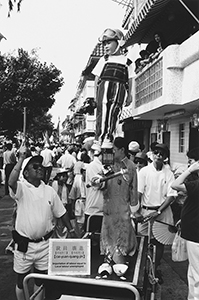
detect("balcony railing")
[135,57,163,108]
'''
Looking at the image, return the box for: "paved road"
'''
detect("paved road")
[0,184,188,299]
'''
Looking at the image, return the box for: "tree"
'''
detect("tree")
[28,113,54,142]
[8,0,23,17]
[0,48,64,139]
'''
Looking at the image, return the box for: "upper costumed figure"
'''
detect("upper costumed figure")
[92,28,133,149]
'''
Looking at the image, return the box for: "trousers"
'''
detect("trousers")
[187,240,199,300]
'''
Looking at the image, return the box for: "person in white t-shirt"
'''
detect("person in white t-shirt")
[56,146,76,170]
[69,166,86,237]
[84,143,104,233]
[40,143,55,184]
[136,143,177,284]
[92,28,133,148]
[8,146,77,300]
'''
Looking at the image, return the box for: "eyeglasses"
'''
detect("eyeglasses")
[31,163,43,170]
[102,39,116,46]
[153,150,164,157]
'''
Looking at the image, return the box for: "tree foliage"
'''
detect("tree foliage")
[0,48,64,139]
[8,0,23,17]
[28,113,54,141]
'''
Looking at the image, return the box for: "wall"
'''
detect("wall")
[169,117,189,170]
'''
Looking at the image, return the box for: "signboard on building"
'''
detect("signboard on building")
[48,239,91,276]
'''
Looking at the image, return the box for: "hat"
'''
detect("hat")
[135,152,148,162]
[56,168,68,175]
[99,28,125,47]
[91,141,101,155]
[21,155,43,176]
[154,143,169,158]
[128,141,140,153]
[83,136,95,144]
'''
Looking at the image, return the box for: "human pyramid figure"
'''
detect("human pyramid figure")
[92,28,134,149]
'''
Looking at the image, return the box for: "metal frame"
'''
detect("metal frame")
[23,273,141,300]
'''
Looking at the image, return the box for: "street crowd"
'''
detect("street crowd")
[0,137,199,300]
[0,27,199,300]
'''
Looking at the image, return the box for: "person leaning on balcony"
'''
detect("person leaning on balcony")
[146,31,168,62]
[134,49,150,73]
[171,147,199,300]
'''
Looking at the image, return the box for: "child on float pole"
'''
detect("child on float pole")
[92,28,133,148]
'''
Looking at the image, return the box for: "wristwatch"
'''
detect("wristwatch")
[157,210,162,215]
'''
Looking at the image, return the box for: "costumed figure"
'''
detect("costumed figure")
[92,137,139,279]
[92,28,133,149]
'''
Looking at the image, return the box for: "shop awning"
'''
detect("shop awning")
[124,0,199,46]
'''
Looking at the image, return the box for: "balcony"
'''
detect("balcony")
[129,30,199,120]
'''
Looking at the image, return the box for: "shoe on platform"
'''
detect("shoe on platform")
[96,262,112,279]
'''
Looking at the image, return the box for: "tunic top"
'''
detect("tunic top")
[100,157,138,258]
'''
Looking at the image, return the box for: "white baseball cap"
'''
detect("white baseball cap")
[91,141,101,155]
[128,141,140,153]
[20,155,43,179]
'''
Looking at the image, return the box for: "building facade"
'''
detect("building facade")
[67,0,199,170]
[121,0,199,169]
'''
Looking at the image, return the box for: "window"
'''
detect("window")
[179,123,185,152]
[135,58,163,107]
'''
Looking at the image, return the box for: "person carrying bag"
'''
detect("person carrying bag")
[172,221,188,262]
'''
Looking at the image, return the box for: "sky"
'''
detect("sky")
[0,0,126,127]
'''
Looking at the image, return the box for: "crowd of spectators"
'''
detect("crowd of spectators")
[1,136,199,299]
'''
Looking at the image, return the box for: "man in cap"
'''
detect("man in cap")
[8,145,77,300]
[128,141,141,162]
[136,143,177,283]
[134,152,148,172]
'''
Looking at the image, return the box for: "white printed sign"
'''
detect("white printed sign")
[48,239,91,276]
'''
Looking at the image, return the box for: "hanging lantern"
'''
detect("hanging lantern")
[102,148,114,166]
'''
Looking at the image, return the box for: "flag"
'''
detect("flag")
[53,118,60,143]
[0,32,7,42]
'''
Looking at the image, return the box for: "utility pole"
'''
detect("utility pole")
[23,107,26,141]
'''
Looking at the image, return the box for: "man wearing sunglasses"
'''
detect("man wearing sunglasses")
[136,143,177,284]
[8,145,77,300]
